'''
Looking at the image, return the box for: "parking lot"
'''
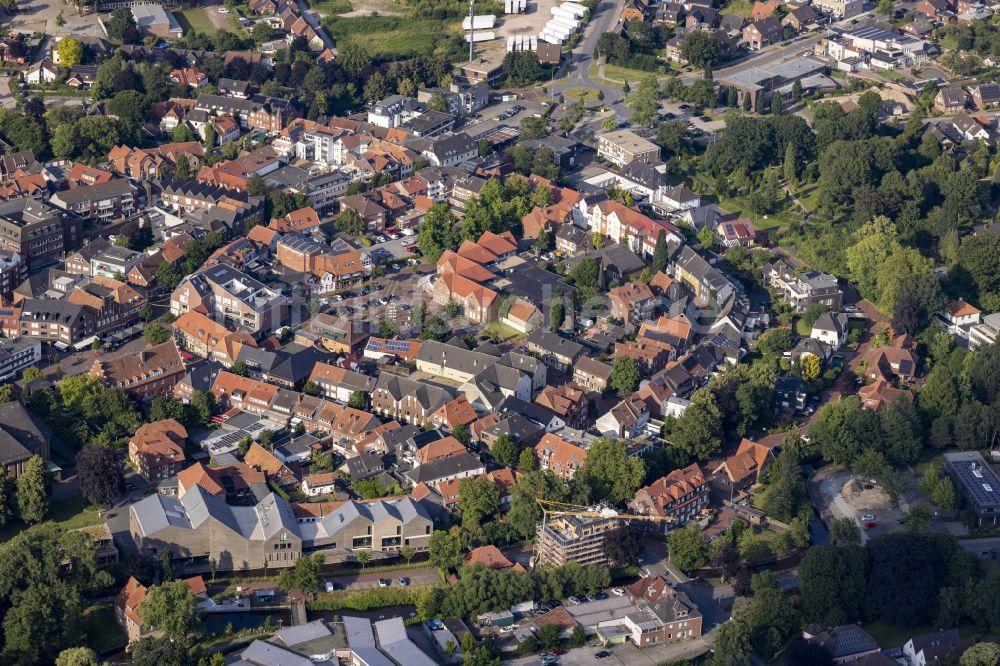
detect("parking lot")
[503,634,708,666]
[811,466,910,543]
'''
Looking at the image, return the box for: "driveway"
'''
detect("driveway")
[0,75,14,110]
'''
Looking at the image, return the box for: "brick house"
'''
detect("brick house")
[629,463,709,531]
[128,419,188,483]
[90,340,186,401]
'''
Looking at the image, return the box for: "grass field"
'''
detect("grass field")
[322,15,462,59]
[174,7,216,34]
[719,0,753,16]
[308,0,353,14]
[0,495,103,541]
[84,603,127,653]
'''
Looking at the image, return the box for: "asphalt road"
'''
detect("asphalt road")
[503,636,708,666]
[551,0,628,106]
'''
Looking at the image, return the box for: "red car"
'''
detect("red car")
[405,244,419,254]
[553,649,567,656]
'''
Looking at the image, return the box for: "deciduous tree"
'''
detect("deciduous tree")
[138,580,202,640]
[16,455,48,524]
[75,444,123,506]
[575,438,644,505]
[428,528,464,570]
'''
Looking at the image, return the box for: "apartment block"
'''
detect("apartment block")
[534,513,620,568]
[170,264,288,337]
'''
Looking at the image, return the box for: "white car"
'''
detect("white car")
[389,233,400,240]
[218,6,230,12]
[611,587,625,596]
[401,228,416,236]
[861,514,876,522]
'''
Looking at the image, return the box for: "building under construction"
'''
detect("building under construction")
[533,513,620,568]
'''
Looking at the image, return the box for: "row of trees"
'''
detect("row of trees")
[420,560,611,619]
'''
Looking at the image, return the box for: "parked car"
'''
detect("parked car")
[594,591,609,601]
[397,577,409,586]
[324,581,344,592]
[595,651,612,659]
[611,587,625,596]
[553,649,567,656]
[378,578,391,587]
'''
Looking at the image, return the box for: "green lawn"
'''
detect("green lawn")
[793,317,811,336]
[563,87,601,102]
[0,495,103,541]
[589,63,661,87]
[173,8,216,35]
[862,621,979,649]
[84,603,127,652]
[308,0,353,14]
[483,321,526,341]
[715,194,793,230]
[791,183,821,213]
[720,0,753,16]
[878,69,911,83]
[322,15,461,59]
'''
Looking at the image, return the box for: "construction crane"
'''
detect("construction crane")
[535,498,675,524]
[531,499,674,570]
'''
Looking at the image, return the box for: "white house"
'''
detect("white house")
[938,299,981,340]
[595,397,649,439]
[655,185,701,213]
[301,472,337,497]
[810,311,849,349]
[902,630,973,666]
[25,59,58,85]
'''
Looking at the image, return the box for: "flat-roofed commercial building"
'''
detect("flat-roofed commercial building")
[944,451,1000,527]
